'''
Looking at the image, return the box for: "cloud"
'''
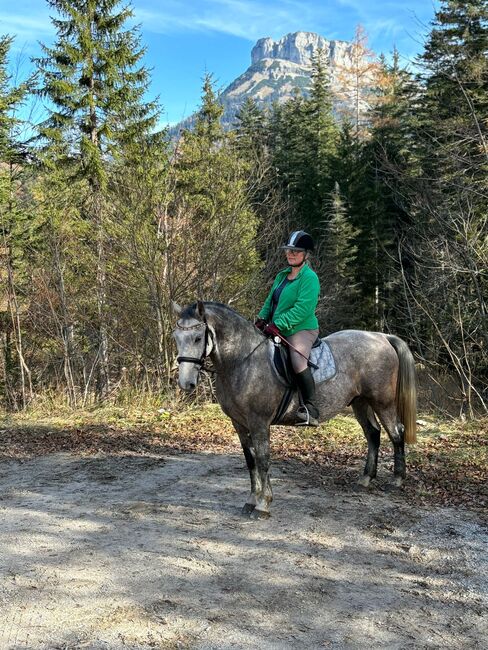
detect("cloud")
[0,9,53,44]
[134,0,339,41]
[1,0,436,63]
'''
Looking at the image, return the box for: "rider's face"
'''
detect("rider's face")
[285,249,306,265]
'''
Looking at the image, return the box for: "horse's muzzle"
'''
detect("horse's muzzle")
[178,377,197,392]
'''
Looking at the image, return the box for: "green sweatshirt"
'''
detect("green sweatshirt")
[258,264,320,336]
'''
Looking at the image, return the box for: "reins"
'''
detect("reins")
[176,317,317,374]
[175,318,267,373]
[240,334,268,364]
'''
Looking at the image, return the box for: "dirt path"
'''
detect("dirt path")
[0,450,486,649]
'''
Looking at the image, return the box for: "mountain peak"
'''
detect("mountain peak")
[171,32,364,134]
[251,32,332,66]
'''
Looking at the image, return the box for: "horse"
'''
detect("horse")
[172,301,417,519]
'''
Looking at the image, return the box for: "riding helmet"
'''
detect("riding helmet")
[282,230,314,252]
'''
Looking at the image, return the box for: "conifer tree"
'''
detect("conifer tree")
[173,74,260,310]
[268,51,338,232]
[320,182,359,330]
[304,49,339,220]
[195,73,224,142]
[35,0,159,399]
[234,97,267,163]
[108,129,172,387]
[330,121,374,325]
[362,51,419,332]
[269,89,307,208]
[405,0,488,414]
[418,0,488,189]
[0,35,34,409]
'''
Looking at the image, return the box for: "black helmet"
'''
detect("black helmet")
[282,230,314,252]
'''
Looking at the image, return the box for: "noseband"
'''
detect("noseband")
[176,318,212,368]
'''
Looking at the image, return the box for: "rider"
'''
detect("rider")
[255,230,320,426]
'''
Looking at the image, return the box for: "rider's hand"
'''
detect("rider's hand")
[263,322,282,339]
[254,318,267,332]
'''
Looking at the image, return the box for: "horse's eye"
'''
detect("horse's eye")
[195,336,202,343]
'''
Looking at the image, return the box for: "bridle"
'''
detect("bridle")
[175,318,213,369]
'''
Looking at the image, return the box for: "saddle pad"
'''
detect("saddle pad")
[270,339,336,387]
[310,340,336,384]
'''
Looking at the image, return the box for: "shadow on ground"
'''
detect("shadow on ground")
[0,447,486,649]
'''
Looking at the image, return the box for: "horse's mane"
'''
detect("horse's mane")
[181,301,250,328]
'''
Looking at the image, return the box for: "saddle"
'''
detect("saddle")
[271,337,337,388]
[269,337,336,424]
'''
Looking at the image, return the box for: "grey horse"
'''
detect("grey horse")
[173,301,417,519]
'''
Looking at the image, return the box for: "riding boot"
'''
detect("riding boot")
[295,367,319,426]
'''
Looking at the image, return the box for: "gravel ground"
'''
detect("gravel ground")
[0,450,486,649]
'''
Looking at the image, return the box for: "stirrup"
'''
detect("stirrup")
[296,405,319,427]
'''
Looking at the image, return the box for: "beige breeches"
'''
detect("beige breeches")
[286,329,319,373]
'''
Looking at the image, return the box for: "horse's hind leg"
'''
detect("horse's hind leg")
[374,403,406,487]
[352,397,381,487]
[232,420,257,515]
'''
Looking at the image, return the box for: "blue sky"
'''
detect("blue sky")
[3,0,439,127]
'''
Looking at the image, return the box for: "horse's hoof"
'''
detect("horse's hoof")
[241,503,255,516]
[391,476,404,489]
[383,478,404,493]
[357,475,372,488]
[249,508,270,520]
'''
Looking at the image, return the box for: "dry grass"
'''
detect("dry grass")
[0,400,486,514]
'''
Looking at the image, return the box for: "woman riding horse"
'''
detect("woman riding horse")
[255,230,320,426]
[173,300,417,519]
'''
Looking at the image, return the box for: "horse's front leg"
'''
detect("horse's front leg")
[232,419,258,515]
[248,418,273,519]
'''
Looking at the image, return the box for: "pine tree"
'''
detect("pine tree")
[330,121,373,325]
[108,129,172,387]
[173,75,260,311]
[35,0,160,400]
[418,0,488,187]
[0,35,34,409]
[195,73,224,142]
[370,50,420,174]
[304,48,339,221]
[36,0,158,180]
[269,89,308,208]
[268,51,338,233]
[363,50,419,333]
[320,182,359,330]
[405,0,488,414]
[234,97,267,163]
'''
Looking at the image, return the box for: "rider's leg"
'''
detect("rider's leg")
[295,367,319,423]
[287,329,319,425]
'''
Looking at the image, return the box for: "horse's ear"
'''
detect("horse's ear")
[196,300,205,320]
[172,301,182,316]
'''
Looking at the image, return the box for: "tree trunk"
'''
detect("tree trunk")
[95,193,110,401]
[53,241,78,407]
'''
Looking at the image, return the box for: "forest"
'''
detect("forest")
[0,0,487,419]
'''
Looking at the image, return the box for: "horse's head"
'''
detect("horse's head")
[172,300,213,391]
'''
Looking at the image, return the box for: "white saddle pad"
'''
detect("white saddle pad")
[310,340,336,384]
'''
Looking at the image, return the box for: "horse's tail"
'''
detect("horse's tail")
[386,335,417,444]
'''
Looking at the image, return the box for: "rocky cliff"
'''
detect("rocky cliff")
[172,31,358,133]
[251,32,352,67]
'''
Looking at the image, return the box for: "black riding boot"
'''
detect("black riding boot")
[295,367,319,426]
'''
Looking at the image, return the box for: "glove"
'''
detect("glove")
[254,318,267,332]
[263,322,282,339]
